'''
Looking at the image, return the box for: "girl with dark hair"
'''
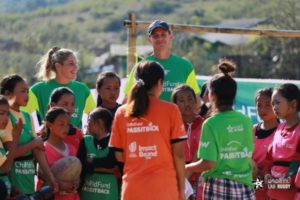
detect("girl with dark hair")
[172,84,204,200]
[199,83,211,118]
[264,83,300,200]
[96,71,121,117]
[0,95,22,198]
[95,71,123,194]
[109,61,186,200]
[43,107,79,200]
[48,87,83,151]
[252,88,279,200]
[24,47,95,129]
[78,107,119,199]
[0,74,57,196]
[186,59,255,199]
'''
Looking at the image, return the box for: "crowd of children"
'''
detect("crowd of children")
[0,45,299,200]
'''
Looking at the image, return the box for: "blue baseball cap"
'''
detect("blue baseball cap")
[148,20,170,35]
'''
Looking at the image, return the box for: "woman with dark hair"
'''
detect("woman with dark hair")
[109,61,186,200]
[186,59,255,199]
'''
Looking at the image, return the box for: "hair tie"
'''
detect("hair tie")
[136,79,145,86]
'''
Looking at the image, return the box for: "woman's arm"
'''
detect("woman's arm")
[172,141,185,200]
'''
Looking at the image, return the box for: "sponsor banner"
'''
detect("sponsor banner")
[197,76,300,124]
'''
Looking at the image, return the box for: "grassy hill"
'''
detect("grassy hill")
[0,0,298,86]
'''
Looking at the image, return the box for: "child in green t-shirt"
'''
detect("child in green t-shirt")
[78,107,119,200]
[0,74,57,196]
[0,95,22,198]
[185,59,255,200]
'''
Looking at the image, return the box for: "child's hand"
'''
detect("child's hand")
[59,181,74,192]
[12,118,23,142]
[49,176,59,193]
[36,124,46,138]
[33,137,45,151]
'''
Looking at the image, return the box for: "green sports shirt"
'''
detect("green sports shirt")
[23,79,95,128]
[198,110,254,187]
[124,54,200,102]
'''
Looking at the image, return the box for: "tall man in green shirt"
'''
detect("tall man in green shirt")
[124,19,200,102]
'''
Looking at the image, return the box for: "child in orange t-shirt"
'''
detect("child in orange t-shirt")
[109,61,186,200]
[172,84,204,200]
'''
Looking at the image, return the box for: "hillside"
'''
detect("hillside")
[0,0,299,86]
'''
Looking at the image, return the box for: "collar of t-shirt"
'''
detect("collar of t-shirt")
[255,122,277,139]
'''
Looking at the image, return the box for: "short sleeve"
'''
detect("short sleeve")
[198,123,218,162]
[123,66,136,95]
[109,110,124,151]
[83,85,96,114]
[21,89,39,114]
[170,106,186,142]
[186,69,200,95]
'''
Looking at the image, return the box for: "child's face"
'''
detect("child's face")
[9,81,29,107]
[47,114,70,140]
[175,90,196,116]
[87,117,106,138]
[0,104,9,129]
[52,94,75,115]
[271,90,295,119]
[97,77,120,105]
[256,94,277,122]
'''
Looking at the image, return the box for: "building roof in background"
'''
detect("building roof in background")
[91,44,153,67]
[110,44,152,56]
[197,18,270,46]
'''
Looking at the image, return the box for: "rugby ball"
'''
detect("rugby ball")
[51,156,82,182]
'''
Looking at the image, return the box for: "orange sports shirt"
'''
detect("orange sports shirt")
[109,96,186,200]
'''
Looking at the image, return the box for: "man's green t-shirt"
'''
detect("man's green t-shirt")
[24,79,95,128]
[198,110,254,187]
[124,54,200,102]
